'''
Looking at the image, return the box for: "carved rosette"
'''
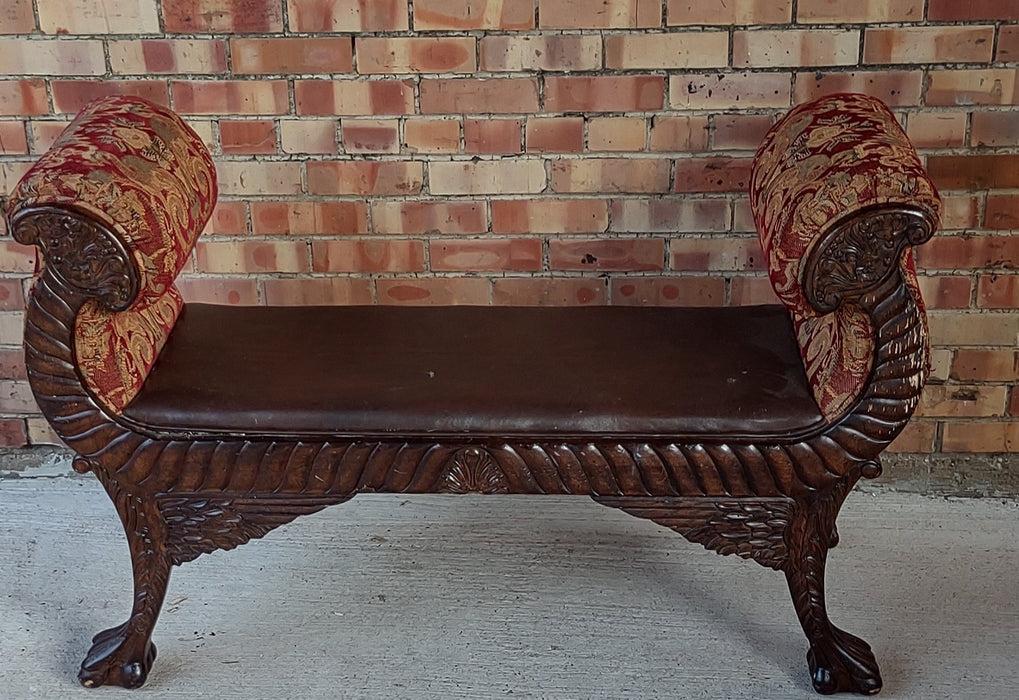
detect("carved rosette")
[439,447,509,494]
[12,206,137,311]
[804,206,933,313]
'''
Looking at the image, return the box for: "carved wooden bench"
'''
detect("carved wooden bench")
[6,93,940,694]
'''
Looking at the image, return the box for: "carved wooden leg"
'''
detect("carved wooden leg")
[784,491,882,695]
[79,482,169,689]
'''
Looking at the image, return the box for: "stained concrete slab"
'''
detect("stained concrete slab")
[1,466,1017,699]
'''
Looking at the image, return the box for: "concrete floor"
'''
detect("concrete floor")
[1,460,1016,699]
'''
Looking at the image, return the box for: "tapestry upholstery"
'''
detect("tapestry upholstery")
[6,96,217,412]
[750,93,941,420]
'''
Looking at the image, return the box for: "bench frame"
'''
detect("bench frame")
[14,201,931,695]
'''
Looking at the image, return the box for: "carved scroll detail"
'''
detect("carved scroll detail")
[595,496,796,570]
[12,207,137,310]
[805,206,932,313]
[439,447,509,494]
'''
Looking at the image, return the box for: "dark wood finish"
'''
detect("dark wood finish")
[13,202,934,694]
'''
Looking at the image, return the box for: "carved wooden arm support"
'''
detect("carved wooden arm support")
[6,96,217,412]
[749,93,941,420]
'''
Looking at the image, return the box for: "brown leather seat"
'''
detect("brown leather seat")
[123,304,825,438]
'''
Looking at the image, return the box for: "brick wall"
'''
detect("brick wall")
[0,0,1017,455]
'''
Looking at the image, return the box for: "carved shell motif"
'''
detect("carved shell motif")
[439,448,509,494]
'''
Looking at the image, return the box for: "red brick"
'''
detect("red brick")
[927,155,1019,190]
[219,120,277,154]
[480,35,601,72]
[404,118,460,154]
[984,195,1019,230]
[0,38,105,76]
[280,119,338,155]
[926,70,1019,106]
[0,419,27,447]
[0,80,48,116]
[730,276,780,305]
[464,118,522,154]
[951,349,1019,382]
[928,0,1019,21]
[430,238,543,272]
[942,422,1019,453]
[429,160,545,195]
[204,201,248,235]
[917,235,1019,271]
[251,201,368,235]
[415,0,534,30]
[525,117,584,153]
[377,278,490,305]
[668,0,791,25]
[232,38,353,75]
[538,0,661,28]
[175,277,260,305]
[794,71,922,107]
[0,0,34,34]
[916,276,972,309]
[906,112,967,149]
[733,29,859,68]
[611,277,724,307]
[172,80,289,115]
[312,240,425,273]
[287,0,408,31]
[545,76,665,113]
[262,278,373,306]
[970,111,1019,147]
[296,79,415,116]
[356,37,476,74]
[371,201,486,235]
[0,241,36,273]
[216,162,302,195]
[492,199,609,234]
[670,237,762,271]
[0,348,26,381]
[588,117,646,151]
[307,161,423,196]
[51,81,169,114]
[165,0,284,32]
[610,199,729,233]
[998,26,1019,62]
[649,115,709,151]
[712,114,774,150]
[797,0,923,22]
[886,422,936,454]
[420,78,539,115]
[605,32,728,70]
[671,72,791,110]
[0,279,26,312]
[196,241,309,274]
[109,39,228,75]
[551,158,670,193]
[549,238,665,271]
[0,381,32,413]
[674,157,753,193]
[492,278,606,306]
[341,118,400,154]
[0,122,28,154]
[864,27,994,65]
[978,275,1019,309]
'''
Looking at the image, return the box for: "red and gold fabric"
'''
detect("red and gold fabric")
[750,93,941,420]
[6,96,217,412]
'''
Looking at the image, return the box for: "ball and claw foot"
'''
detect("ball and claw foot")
[77,623,157,689]
[807,626,882,695]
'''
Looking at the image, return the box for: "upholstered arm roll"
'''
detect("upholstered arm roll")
[6,96,217,413]
[749,93,941,420]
